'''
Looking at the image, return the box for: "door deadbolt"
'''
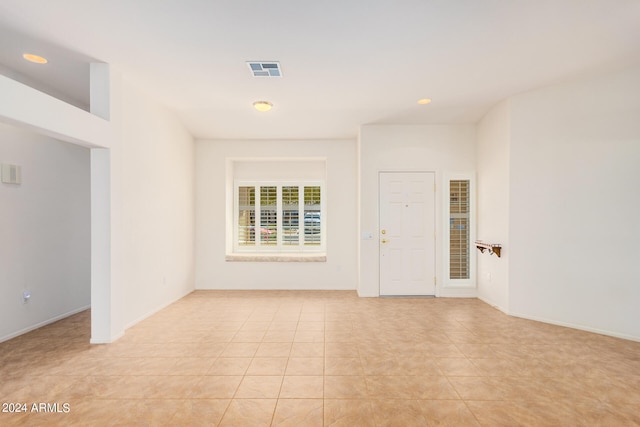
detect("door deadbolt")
[381,229,386,234]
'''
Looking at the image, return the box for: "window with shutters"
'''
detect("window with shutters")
[443,173,476,288]
[235,182,324,253]
[449,180,470,279]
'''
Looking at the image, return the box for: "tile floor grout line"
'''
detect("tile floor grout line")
[2,292,640,426]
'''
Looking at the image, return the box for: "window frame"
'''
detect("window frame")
[233,180,326,254]
[442,172,476,288]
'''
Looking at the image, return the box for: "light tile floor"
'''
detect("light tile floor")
[1,290,640,426]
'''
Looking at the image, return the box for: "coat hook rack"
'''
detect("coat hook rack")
[475,241,502,258]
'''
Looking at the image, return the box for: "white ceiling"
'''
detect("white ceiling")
[1,0,639,140]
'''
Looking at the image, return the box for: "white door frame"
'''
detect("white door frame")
[379,171,436,296]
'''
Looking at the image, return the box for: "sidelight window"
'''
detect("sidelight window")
[443,173,476,288]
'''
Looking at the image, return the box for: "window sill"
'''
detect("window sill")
[226,254,327,262]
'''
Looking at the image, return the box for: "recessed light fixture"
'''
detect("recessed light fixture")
[253,101,273,112]
[417,98,432,105]
[22,53,48,64]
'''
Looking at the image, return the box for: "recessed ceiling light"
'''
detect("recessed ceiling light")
[23,53,48,64]
[417,98,432,105]
[253,101,273,112]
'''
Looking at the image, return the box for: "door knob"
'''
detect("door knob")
[381,239,388,244]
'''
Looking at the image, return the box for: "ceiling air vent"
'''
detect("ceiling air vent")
[247,61,282,77]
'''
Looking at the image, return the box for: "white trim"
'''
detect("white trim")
[0,305,90,343]
[90,331,125,345]
[442,172,476,289]
[226,254,326,262]
[378,171,437,297]
[89,289,192,346]
[123,288,193,331]
[438,288,477,298]
[476,296,640,343]
[477,295,508,314]
[508,310,640,343]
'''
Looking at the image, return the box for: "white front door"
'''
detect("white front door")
[379,172,436,296]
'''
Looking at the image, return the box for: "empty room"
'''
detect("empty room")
[1,1,640,426]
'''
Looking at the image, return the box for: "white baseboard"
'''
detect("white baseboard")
[89,289,194,345]
[123,288,194,331]
[196,284,357,291]
[477,295,508,314]
[477,297,640,342]
[0,305,90,343]
[356,288,378,297]
[437,287,477,298]
[90,330,125,345]
[508,310,640,343]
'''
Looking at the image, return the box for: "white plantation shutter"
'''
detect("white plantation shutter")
[238,186,255,246]
[235,182,324,252]
[449,180,470,279]
[282,186,300,246]
[303,186,321,245]
[260,186,277,245]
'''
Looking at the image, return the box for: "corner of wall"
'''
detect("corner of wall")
[475,99,511,312]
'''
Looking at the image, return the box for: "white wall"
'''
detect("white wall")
[358,125,476,297]
[0,75,112,148]
[0,124,90,341]
[476,100,510,311]
[0,70,196,342]
[195,139,358,290]
[508,65,640,340]
[113,79,196,330]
